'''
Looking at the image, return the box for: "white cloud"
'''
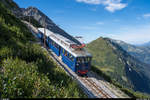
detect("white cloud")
[76,0,127,12]
[104,1,127,12]
[143,13,150,18]
[76,0,101,4]
[105,25,150,44]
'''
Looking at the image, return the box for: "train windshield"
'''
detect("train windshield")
[77,57,91,64]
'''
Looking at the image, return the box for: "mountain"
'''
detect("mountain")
[110,39,150,65]
[1,0,81,45]
[0,0,86,98]
[86,37,150,94]
[140,41,150,47]
[22,7,81,45]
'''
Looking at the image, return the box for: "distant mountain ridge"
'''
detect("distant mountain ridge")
[87,37,150,94]
[140,41,150,47]
[110,39,150,65]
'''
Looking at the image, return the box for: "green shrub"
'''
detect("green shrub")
[1,58,52,98]
[0,2,87,98]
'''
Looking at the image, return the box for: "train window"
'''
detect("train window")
[68,53,71,59]
[70,55,74,61]
[67,53,70,58]
[78,58,80,63]
[87,57,91,63]
[82,57,85,63]
[52,41,54,46]
[79,58,82,63]
[77,57,90,63]
[63,49,65,54]
[54,43,56,48]
[64,49,65,55]
[50,40,52,45]
[53,42,58,49]
[77,57,80,63]
[65,50,67,56]
[87,57,89,62]
[55,43,58,48]
[84,57,87,63]
[54,43,56,47]
[57,44,59,49]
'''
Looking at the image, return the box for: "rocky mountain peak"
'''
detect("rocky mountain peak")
[22,6,81,45]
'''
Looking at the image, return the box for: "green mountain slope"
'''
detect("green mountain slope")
[86,37,150,94]
[0,1,86,98]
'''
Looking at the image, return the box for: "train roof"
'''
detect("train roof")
[38,28,92,58]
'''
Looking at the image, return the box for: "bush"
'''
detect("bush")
[1,58,51,98]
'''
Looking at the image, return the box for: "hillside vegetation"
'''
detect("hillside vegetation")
[87,37,129,87]
[0,2,86,98]
[86,37,150,98]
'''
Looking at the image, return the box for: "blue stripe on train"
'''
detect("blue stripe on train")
[61,54,76,72]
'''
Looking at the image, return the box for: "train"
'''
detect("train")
[36,28,92,76]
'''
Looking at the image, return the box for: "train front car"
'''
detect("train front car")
[76,56,92,76]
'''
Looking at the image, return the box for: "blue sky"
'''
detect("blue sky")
[14,0,150,44]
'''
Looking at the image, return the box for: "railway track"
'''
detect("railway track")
[79,77,112,98]
[25,21,128,98]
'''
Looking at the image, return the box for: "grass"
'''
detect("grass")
[0,1,87,98]
[86,37,127,87]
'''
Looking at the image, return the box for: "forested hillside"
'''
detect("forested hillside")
[0,1,86,98]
